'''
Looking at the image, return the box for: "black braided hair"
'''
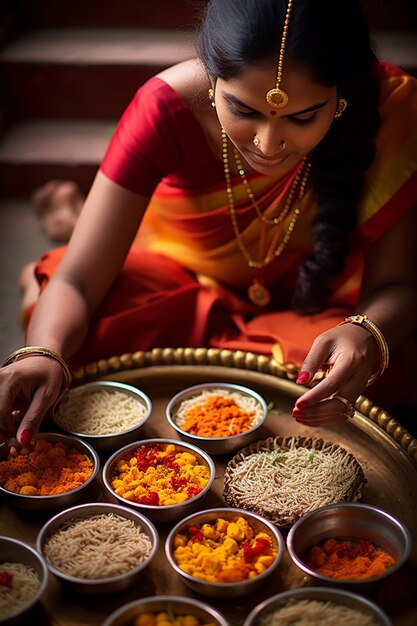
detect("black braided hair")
[196,0,381,313]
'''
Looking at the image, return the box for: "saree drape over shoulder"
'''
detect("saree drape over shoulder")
[34,62,417,403]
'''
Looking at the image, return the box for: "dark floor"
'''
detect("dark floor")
[0,197,52,360]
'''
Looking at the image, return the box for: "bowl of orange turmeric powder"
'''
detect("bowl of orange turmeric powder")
[166,383,268,455]
[0,432,100,511]
[287,502,411,591]
[165,507,284,598]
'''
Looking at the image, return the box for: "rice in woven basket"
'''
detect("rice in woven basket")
[223,436,366,528]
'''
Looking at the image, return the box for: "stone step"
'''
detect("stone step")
[17,0,205,29]
[0,28,195,119]
[0,119,113,195]
[1,28,416,121]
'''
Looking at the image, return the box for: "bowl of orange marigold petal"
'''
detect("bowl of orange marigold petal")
[286,502,411,592]
[165,507,284,598]
[102,438,215,522]
[0,432,99,511]
[165,383,268,455]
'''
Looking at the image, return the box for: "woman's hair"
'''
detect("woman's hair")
[197,0,381,312]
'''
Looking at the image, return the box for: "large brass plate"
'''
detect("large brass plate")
[1,357,417,626]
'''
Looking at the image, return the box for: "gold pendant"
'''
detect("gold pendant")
[248,281,271,306]
[265,87,289,109]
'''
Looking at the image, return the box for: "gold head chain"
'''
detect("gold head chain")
[266,0,294,109]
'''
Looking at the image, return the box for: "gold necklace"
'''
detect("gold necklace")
[221,128,311,305]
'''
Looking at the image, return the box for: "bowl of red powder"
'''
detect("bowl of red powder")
[166,382,268,455]
[286,502,411,591]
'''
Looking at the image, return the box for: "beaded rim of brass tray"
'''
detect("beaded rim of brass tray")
[71,347,417,466]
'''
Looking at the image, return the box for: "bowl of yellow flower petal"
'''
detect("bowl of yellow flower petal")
[102,595,230,626]
[166,382,268,455]
[102,438,216,522]
[165,507,284,598]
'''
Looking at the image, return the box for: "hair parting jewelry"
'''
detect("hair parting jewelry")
[334,97,348,118]
[337,314,389,386]
[2,346,72,389]
[266,0,294,109]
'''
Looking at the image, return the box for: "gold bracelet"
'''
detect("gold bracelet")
[338,314,389,386]
[2,346,72,389]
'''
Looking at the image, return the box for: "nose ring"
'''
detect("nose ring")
[253,135,287,153]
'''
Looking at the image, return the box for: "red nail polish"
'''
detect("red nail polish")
[20,429,32,447]
[0,432,6,444]
[292,408,303,416]
[296,370,310,384]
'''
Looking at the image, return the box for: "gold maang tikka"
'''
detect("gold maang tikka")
[265,0,294,109]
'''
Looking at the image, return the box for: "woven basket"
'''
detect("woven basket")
[223,435,366,528]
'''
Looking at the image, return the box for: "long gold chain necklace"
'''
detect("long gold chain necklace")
[221,127,311,305]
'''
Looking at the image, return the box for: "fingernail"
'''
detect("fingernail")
[292,408,304,416]
[296,370,310,384]
[20,429,32,447]
[0,432,6,444]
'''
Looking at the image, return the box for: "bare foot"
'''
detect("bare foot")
[32,180,84,242]
[19,262,40,325]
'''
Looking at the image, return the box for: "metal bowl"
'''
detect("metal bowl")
[165,382,268,455]
[102,595,230,626]
[102,438,216,522]
[51,381,152,453]
[165,507,285,598]
[287,502,411,591]
[36,502,159,595]
[0,432,100,512]
[242,587,391,626]
[0,535,49,623]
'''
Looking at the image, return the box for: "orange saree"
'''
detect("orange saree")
[34,64,417,406]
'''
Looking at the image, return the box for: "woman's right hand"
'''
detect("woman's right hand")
[0,356,66,450]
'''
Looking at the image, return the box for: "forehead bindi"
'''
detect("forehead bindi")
[269,111,277,116]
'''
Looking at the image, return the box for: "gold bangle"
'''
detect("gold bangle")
[338,314,389,386]
[2,346,72,389]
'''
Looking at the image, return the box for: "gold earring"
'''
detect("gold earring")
[208,88,216,107]
[334,98,347,118]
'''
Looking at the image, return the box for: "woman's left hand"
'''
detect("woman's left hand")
[292,322,377,425]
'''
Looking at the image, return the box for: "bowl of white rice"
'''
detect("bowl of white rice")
[51,381,152,453]
[102,595,230,626]
[0,536,49,623]
[165,382,268,455]
[36,502,159,595]
[242,587,391,626]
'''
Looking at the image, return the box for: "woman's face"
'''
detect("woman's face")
[214,61,338,176]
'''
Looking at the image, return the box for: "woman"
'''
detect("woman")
[1,0,417,448]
